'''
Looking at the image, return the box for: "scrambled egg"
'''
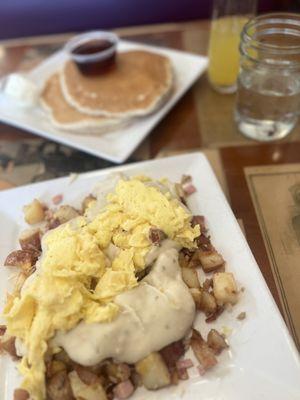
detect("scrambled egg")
[3,176,200,400]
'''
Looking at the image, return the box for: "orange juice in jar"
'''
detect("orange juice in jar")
[208,0,256,94]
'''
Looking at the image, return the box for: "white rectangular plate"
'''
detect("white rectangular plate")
[0,41,207,163]
[0,152,300,400]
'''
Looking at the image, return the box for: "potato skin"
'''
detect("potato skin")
[4,250,39,276]
[207,329,228,354]
[190,329,217,370]
[199,290,217,316]
[19,228,41,251]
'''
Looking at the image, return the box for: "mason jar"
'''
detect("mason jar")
[235,13,300,141]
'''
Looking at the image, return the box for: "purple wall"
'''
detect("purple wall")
[0,0,280,40]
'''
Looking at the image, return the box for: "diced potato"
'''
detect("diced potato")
[189,288,202,308]
[74,366,101,386]
[105,362,131,383]
[199,290,217,315]
[207,329,228,354]
[135,352,170,390]
[69,371,107,400]
[190,329,217,371]
[213,272,238,305]
[54,349,73,367]
[23,199,45,225]
[179,250,201,269]
[178,251,190,269]
[198,249,224,273]
[19,228,41,251]
[4,250,38,275]
[205,305,224,323]
[82,194,96,213]
[181,267,200,289]
[54,205,80,224]
[47,371,74,400]
[187,250,202,269]
[47,360,67,378]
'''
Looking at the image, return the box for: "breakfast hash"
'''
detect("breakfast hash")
[0,174,240,400]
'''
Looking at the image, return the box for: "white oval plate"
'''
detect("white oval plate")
[0,42,208,163]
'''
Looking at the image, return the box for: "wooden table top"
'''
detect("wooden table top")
[0,20,300,349]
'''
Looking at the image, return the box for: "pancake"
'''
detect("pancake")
[60,50,173,118]
[41,73,125,133]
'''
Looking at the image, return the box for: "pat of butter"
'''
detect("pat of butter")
[4,73,39,106]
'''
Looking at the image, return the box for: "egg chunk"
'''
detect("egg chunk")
[3,176,200,400]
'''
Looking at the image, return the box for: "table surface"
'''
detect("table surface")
[0,20,300,349]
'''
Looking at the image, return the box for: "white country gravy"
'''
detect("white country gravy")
[54,245,195,366]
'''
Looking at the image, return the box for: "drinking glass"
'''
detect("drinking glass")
[235,13,300,141]
[208,0,257,94]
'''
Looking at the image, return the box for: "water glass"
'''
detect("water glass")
[235,13,300,141]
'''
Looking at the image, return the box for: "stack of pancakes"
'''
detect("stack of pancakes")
[41,50,173,134]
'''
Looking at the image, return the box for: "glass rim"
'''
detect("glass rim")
[242,12,300,53]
